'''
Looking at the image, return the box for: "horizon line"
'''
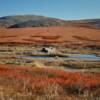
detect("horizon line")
[0,14,100,21]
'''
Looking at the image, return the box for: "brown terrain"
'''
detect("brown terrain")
[0,26,100,46]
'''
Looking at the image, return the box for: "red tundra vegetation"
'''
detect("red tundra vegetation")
[0,27,100,46]
[0,64,99,99]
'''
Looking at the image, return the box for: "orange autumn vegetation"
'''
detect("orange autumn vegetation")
[0,64,100,90]
[0,27,100,45]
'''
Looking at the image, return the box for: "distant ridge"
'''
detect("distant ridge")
[0,15,100,29]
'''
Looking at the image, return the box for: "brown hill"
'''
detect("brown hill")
[0,15,100,29]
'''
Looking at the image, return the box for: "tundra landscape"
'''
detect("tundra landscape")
[0,15,100,100]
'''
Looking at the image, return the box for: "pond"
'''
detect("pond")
[25,54,100,61]
[70,54,100,61]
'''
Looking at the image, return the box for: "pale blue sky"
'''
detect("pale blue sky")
[0,0,100,20]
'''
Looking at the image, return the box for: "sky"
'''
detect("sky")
[0,0,100,20]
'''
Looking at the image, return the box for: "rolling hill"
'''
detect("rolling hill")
[0,15,67,28]
[0,15,100,28]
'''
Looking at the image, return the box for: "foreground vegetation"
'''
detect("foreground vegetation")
[0,64,99,100]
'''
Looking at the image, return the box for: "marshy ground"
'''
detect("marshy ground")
[0,44,100,100]
[0,44,100,72]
